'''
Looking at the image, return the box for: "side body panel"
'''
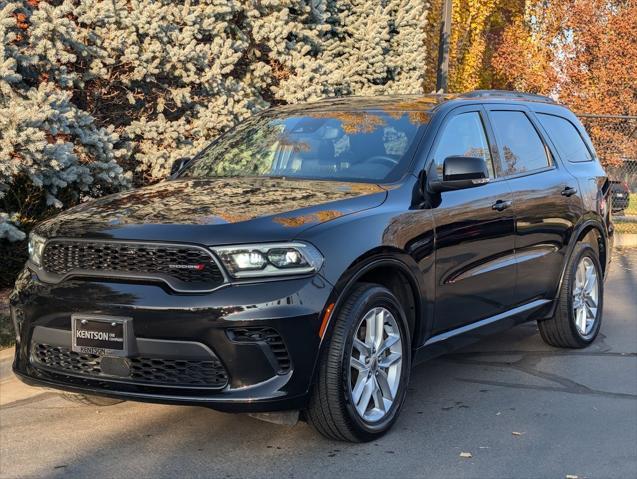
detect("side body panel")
[421,105,517,334]
[483,103,581,303]
[430,181,516,332]
[299,179,436,348]
[531,103,612,283]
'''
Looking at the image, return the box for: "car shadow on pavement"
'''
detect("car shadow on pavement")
[25,319,633,479]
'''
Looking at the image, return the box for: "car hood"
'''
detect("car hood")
[35,177,387,244]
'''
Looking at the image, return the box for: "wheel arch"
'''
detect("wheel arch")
[553,218,608,305]
[320,247,426,350]
[571,219,608,275]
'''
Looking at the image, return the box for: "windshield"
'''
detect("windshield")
[179,110,429,183]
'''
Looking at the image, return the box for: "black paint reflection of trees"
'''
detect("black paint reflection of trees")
[35,178,382,237]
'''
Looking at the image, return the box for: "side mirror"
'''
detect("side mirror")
[428,156,490,193]
[170,157,190,176]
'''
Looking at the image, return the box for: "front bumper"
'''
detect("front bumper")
[10,268,333,412]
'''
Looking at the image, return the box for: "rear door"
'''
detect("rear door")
[430,107,516,334]
[535,112,608,215]
[485,106,580,303]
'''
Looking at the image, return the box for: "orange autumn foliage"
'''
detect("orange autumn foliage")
[490,0,636,116]
[549,0,637,116]
[429,0,635,117]
[14,12,28,29]
[426,0,636,167]
[490,16,556,94]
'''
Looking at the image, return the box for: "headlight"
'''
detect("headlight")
[28,233,46,267]
[212,242,324,278]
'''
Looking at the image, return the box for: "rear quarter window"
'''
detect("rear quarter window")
[537,113,593,163]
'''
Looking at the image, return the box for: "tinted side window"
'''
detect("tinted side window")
[433,112,494,178]
[537,113,593,163]
[490,111,550,175]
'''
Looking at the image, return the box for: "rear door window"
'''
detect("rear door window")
[490,111,551,176]
[537,113,593,163]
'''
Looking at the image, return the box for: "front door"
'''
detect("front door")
[429,108,517,335]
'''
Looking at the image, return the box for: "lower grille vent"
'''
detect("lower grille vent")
[227,327,291,373]
[31,343,228,388]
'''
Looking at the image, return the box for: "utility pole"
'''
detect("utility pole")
[436,0,452,93]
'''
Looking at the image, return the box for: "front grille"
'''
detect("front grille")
[31,343,228,388]
[41,240,225,291]
[227,327,291,373]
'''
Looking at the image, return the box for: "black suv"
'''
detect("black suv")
[11,91,612,442]
[609,180,630,214]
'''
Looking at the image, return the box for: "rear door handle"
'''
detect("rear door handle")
[561,186,577,197]
[492,199,512,211]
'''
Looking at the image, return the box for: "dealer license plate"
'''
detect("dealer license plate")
[72,315,130,356]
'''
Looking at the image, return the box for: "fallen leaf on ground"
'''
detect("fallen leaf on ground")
[459,452,472,458]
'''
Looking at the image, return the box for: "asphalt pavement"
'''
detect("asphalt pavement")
[1,249,636,479]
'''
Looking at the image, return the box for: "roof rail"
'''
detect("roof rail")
[460,90,556,103]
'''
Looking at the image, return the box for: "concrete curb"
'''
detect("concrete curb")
[613,215,637,222]
[615,233,637,247]
[0,346,15,381]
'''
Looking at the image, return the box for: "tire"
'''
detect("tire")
[60,392,124,407]
[306,283,411,442]
[538,242,603,348]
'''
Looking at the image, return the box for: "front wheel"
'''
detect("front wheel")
[538,243,603,348]
[306,283,411,442]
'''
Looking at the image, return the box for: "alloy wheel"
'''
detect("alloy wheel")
[349,307,403,423]
[572,256,599,336]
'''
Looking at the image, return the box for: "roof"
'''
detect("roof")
[458,90,556,103]
[267,90,558,115]
[270,94,447,114]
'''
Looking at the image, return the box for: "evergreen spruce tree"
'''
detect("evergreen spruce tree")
[1,0,431,246]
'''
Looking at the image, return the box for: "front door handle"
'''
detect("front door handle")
[561,186,578,197]
[492,199,512,211]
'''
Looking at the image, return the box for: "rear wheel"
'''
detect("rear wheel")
[306,283,411,442]
[60,393,124,406]
[538,243,603,348]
